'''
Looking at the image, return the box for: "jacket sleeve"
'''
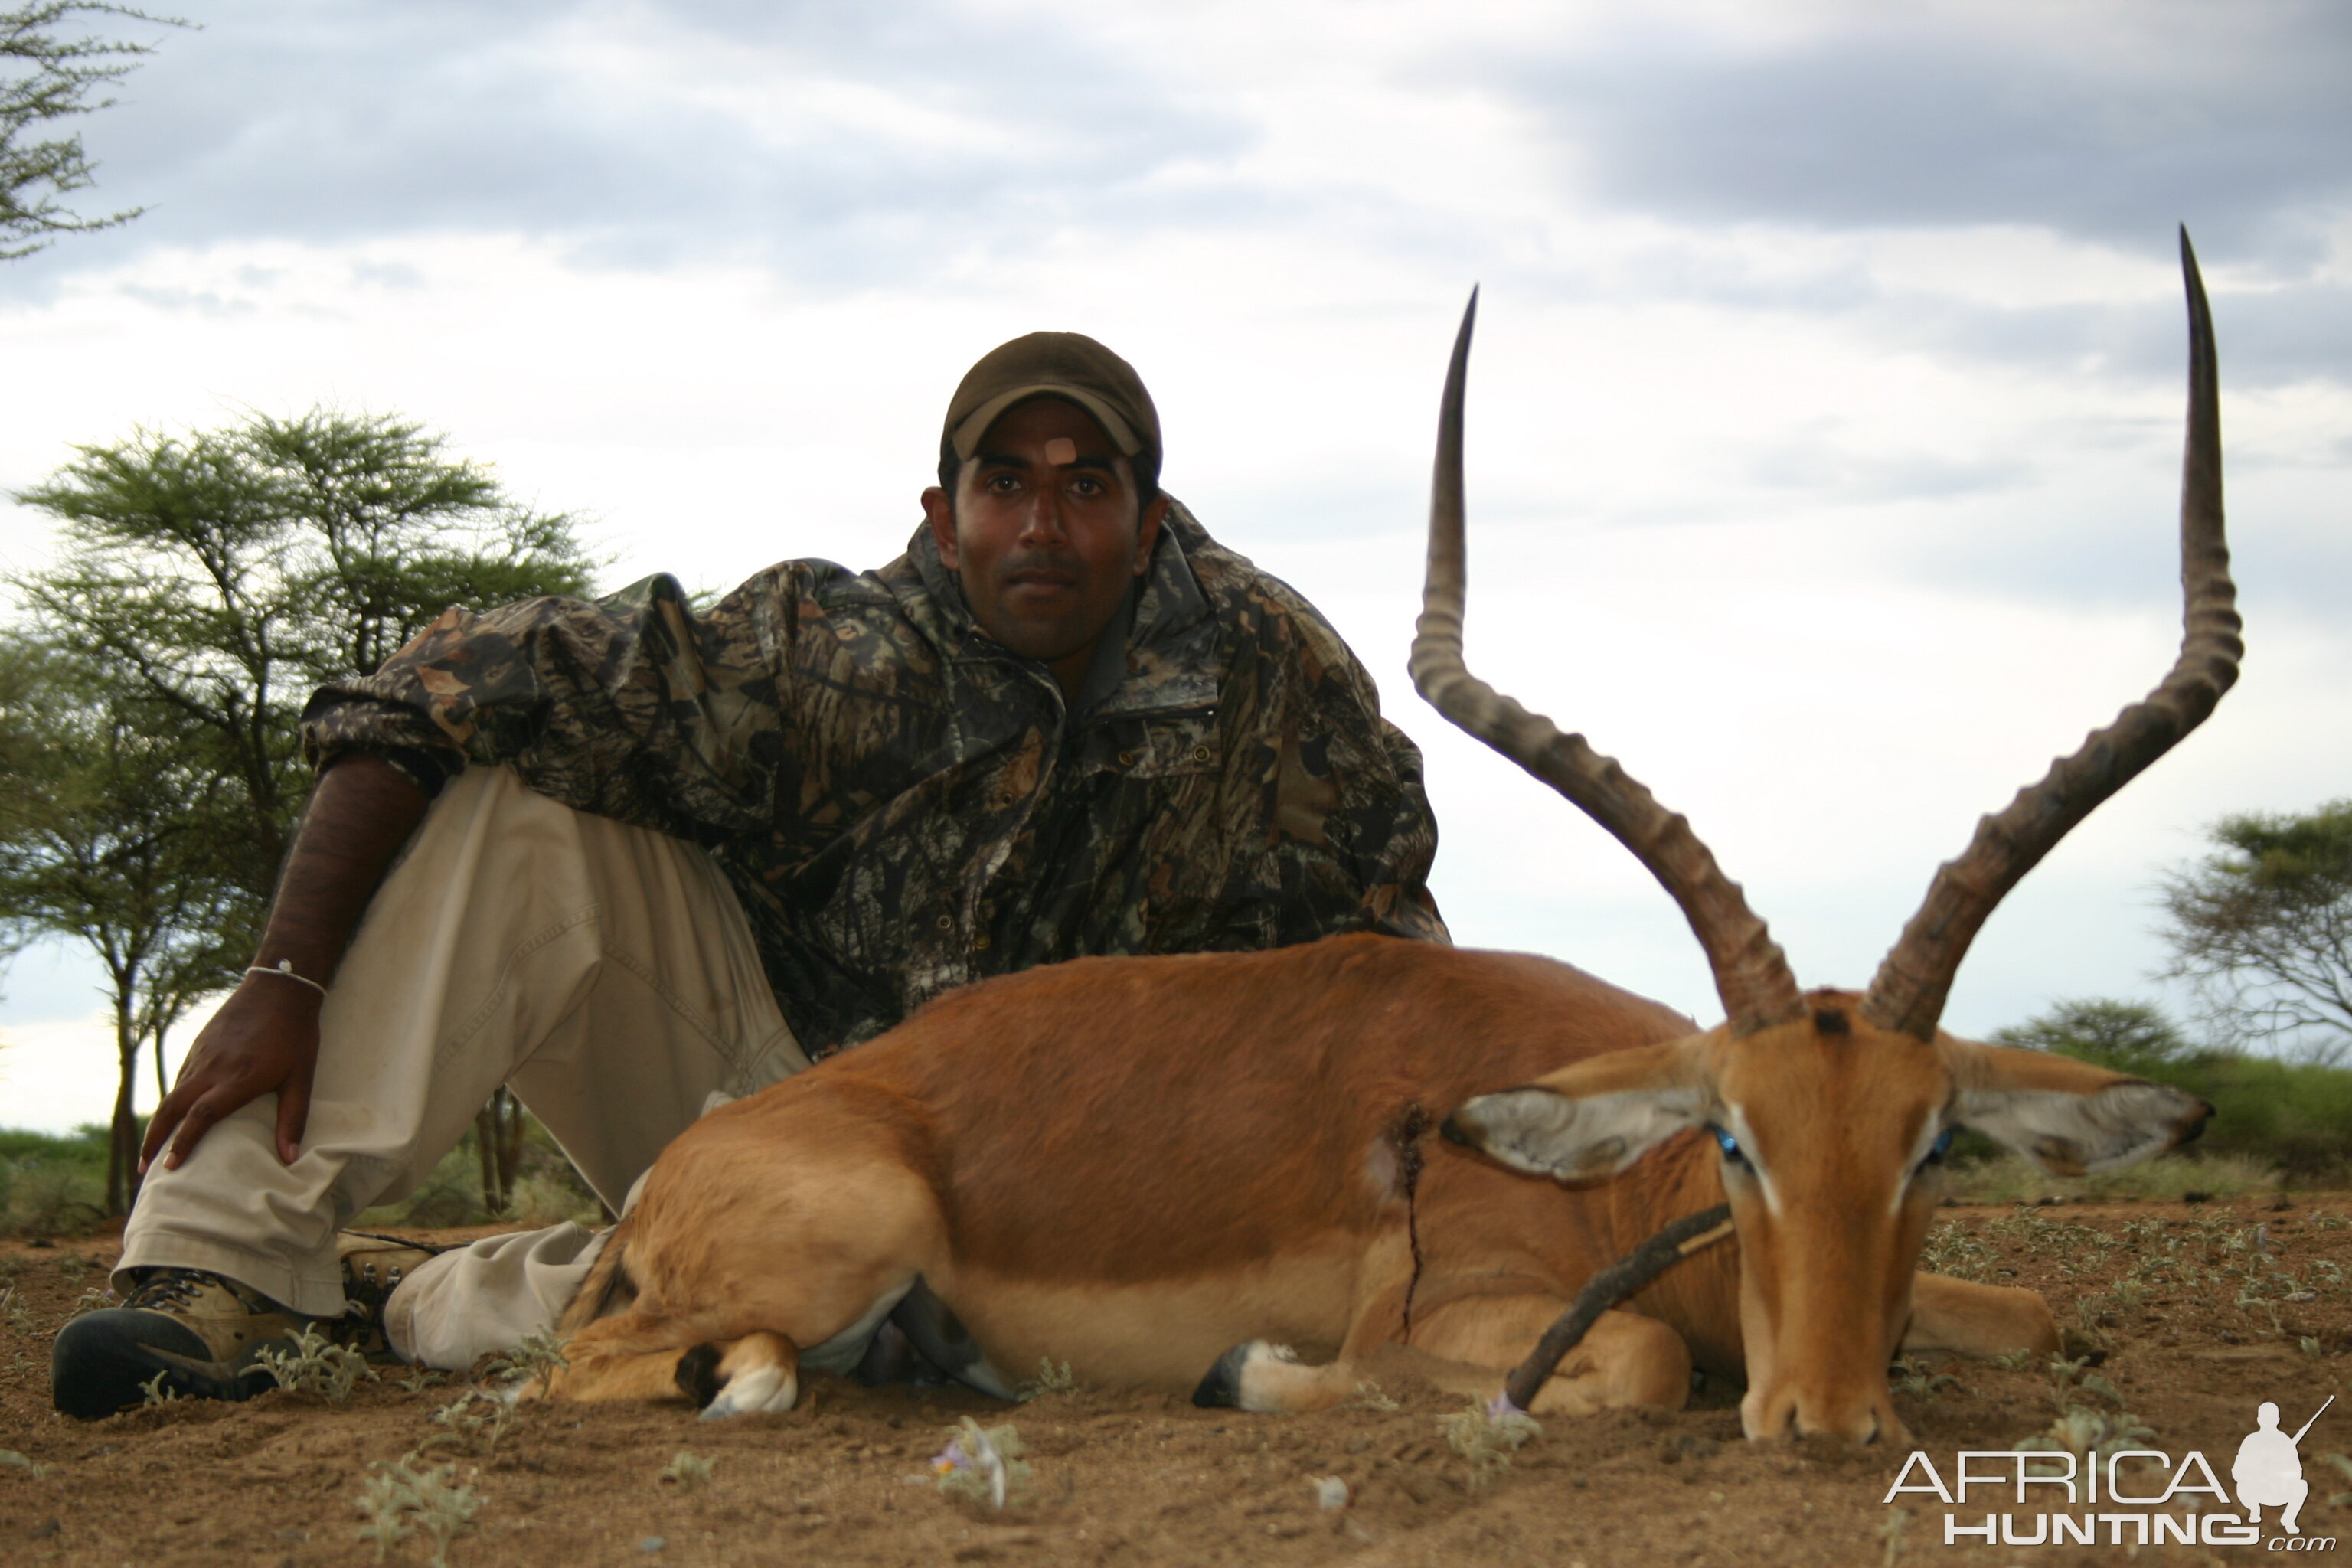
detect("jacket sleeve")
[300,570,798,842]
[1220,576,1450,949]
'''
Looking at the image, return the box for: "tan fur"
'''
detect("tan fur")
[540,947,2203,1443]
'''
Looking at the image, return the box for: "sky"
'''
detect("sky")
[2,0,2347,1132]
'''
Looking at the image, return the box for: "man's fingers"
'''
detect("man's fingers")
[275,1070,313,1165]
[164,1098,223,1171]
[140,1086,194,1172]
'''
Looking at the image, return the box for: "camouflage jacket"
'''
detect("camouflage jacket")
[302,501,1448,1057]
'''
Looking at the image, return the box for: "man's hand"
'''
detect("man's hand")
[139,752,431,1172]
[142,978,322,1171]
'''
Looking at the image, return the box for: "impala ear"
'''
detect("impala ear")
[1442,1041,1708,1182]
[1945,1041,2213,1178]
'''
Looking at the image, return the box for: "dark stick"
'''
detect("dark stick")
[1503,1204,1734,1412]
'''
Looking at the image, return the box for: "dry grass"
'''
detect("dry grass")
[1942,1149,2282,1204]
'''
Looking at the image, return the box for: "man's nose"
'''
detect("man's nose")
[1018,482,1067,544]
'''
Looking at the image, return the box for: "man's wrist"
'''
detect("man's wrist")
[244,958,330,1002]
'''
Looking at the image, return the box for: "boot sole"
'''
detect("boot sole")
[51,1309,281,1420]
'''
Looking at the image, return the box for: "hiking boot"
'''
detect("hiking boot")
[51,1233,455,1418]
[332,1230,451,1364]
[51,1269,309,1419]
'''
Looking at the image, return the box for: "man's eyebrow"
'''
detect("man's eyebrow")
[972,449,1119,472]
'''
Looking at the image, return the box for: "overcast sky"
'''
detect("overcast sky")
[3,0,2347,1131]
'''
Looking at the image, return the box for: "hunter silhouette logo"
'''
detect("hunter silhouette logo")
[2235,1396,2331,1536]
[1886,1390,2339,1550]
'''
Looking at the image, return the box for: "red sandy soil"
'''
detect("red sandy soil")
[2,1199,2348,1567]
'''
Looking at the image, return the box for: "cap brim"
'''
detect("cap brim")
[949,385,1145,462]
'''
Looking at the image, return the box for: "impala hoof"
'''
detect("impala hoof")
[1192,1344,1251,1408]
[675,1344,722,1408]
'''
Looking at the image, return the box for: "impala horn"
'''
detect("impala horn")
[1410,289,1807,1037]
[1861,229,2242,1040]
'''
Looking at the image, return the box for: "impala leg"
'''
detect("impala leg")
[542,1093,945,1413]
[1192,1234,1416,1415]
[1410,1294,1690,1415]
[1194,1293,1690,1417]
[1902,1272,2060,1360]
[547,1320,803,1415]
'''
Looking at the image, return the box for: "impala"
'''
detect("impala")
[542,235,2230,1443]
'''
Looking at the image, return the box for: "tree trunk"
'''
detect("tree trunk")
[473,1087,526,1215]
[107,1002,139,1217]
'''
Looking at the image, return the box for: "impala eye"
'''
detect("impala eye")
[1919,1128,1955,1168]
[1711,1126,1746,1165]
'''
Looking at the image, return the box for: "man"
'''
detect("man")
[54,330,1446,1418]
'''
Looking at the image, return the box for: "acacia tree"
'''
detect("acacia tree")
[0,639,244,1211]
[6,408,596,1213]
[14,408,597,907]
[2161,801,2352,1063]
[1989,997,2203,1075]
[2,2,185,260]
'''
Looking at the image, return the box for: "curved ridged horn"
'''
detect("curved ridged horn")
[1410,290,1806,1037]
[1862,229,2242,1040]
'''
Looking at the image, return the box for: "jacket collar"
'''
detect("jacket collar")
[895,500,1220,718]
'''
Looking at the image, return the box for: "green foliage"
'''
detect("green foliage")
[1014,1357,1079,1400]
[1991,998,2199,1076]
[354,1450,481,1568]
[256,1323,379,1403]
[11,407,597,912]
[1888,1357,1958,1399]
[1436,1396,1541,1488]
[423,1388,516,1459]
[2161,800,2352,1060]
[657,1451,714,1491]
[4,409,596,1207]
[478,1330,569,1390]
[2012,1354,2159,1473]
[0,638,247,1211]
[351,1109,603,1231]
[0,4,187,260]
[1941,1148,2280,1204]
[0,1122,109,1236]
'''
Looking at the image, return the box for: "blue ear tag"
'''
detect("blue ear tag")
[1713,1127,1740,1158]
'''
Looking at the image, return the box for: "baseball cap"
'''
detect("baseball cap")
[942,332,1161,485]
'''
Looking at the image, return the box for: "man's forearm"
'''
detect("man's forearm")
[144,753,435,1169]
[254,753,433,985]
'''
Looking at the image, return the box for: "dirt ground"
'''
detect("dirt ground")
[3,1198,2349,1568]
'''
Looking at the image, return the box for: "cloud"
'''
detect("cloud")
[20,0,1250,284]
[1506,1,2352,260]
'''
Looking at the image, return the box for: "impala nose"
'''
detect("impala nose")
[1747,1385,1903,1444]
[1796,1397,1898,1445]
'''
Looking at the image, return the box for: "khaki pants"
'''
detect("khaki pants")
[118,767,810,1366]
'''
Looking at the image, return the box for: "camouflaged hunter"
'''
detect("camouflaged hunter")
[54,331,1450,1423]
[299,501,1449,1059]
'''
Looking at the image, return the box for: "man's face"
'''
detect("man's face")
[923,396,1168,694]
